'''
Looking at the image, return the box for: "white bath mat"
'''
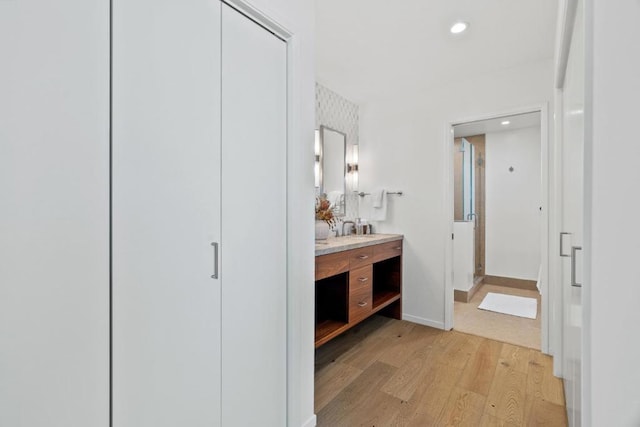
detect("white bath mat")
[478,292,537,319]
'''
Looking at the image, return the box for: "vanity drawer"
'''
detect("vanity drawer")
[348,285,372,323]
[349,247,374,269]
[349,265,373,293]
[372,240,403,263]
[315,251,350,281]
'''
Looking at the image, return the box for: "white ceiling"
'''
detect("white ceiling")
[453,111,541,138]
[316,0,558,104]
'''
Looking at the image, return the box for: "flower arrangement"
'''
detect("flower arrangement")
[315,194,337,229]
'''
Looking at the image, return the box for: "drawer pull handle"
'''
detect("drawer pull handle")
[357,255,369,260]
[394,246,402,250]
[358,277,369,282]
[357,301,368,307]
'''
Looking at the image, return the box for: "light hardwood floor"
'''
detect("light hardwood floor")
[315,315,566,426]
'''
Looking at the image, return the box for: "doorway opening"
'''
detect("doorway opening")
[446,110,547,351]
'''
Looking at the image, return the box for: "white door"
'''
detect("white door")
[221,5,288,426]
[112,1,222,426]
[0,0,109,425]
[560,1,585,425]
[113,2,288,426]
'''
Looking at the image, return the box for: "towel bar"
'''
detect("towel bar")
[355,191,403,197]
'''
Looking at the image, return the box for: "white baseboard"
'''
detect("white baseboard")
[402,314,445,330]
[301,414,317,427]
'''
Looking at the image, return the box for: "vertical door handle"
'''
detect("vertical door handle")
[211,242,219,279]
[560,232,571,257]
[571,246,582,287]
[467,213,478,229]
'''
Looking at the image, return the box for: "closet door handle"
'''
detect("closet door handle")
[211,242,219,279]
[571,246,582,287]
[560,232,571,257]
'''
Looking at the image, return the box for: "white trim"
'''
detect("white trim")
[540,103,551,355]
[449,104,548,127]
[554,0,579,89]
[443,122,455,331]
[301,414,317,427]
[222,0,293,40]
[443,104,551,355]
[404,314,445,330]
[551,89,565,377]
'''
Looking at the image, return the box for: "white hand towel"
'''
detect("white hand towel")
[370,189,387,221]
[372,189,385,208]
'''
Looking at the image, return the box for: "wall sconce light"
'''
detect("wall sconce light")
[347,144,359,190]
[347,144,359,173]
[314,129,321,188]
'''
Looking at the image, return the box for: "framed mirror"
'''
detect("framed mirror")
[316,125,346,216]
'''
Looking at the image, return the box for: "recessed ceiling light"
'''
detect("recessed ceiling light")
[450,21,469,34]
[501,120,511,125]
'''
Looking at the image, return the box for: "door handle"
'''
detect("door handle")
[560,232,571,257]
[467,213,478,229]
[211,242,219,279]
[571,246,582,287]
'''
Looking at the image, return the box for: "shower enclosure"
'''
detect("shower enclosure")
[453,136,486,299]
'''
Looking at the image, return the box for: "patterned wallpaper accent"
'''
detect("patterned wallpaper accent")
[316,83,359,145]
[315,83,359,220]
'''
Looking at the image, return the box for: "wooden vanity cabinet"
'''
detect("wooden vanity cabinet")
[315,238,402,347]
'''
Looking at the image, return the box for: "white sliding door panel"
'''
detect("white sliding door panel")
[0,0,109,425]
[561,1,584,425]
[221,5,288,426]
[112,2,221,426]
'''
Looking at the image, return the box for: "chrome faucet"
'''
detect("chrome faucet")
[342,220,355,236]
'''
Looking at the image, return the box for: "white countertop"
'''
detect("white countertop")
[315,233,404,256]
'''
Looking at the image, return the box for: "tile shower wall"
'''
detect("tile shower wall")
[316,83,359,219]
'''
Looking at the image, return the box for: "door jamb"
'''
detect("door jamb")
[443,104,551,356]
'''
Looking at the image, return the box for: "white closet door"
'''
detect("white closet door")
[221,5,288,426]
[561,1,584,425]
[112,1,221,426]
[0,0,109,425]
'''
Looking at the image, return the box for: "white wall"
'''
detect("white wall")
[485,126,541,280]
[359,59,553,328]
[587,1,640,425]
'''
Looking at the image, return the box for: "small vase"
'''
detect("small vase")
[315,220,330,240]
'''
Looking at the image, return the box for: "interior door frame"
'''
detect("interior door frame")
[443,103,551,355]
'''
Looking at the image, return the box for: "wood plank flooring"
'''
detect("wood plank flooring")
[315,315,566,427]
